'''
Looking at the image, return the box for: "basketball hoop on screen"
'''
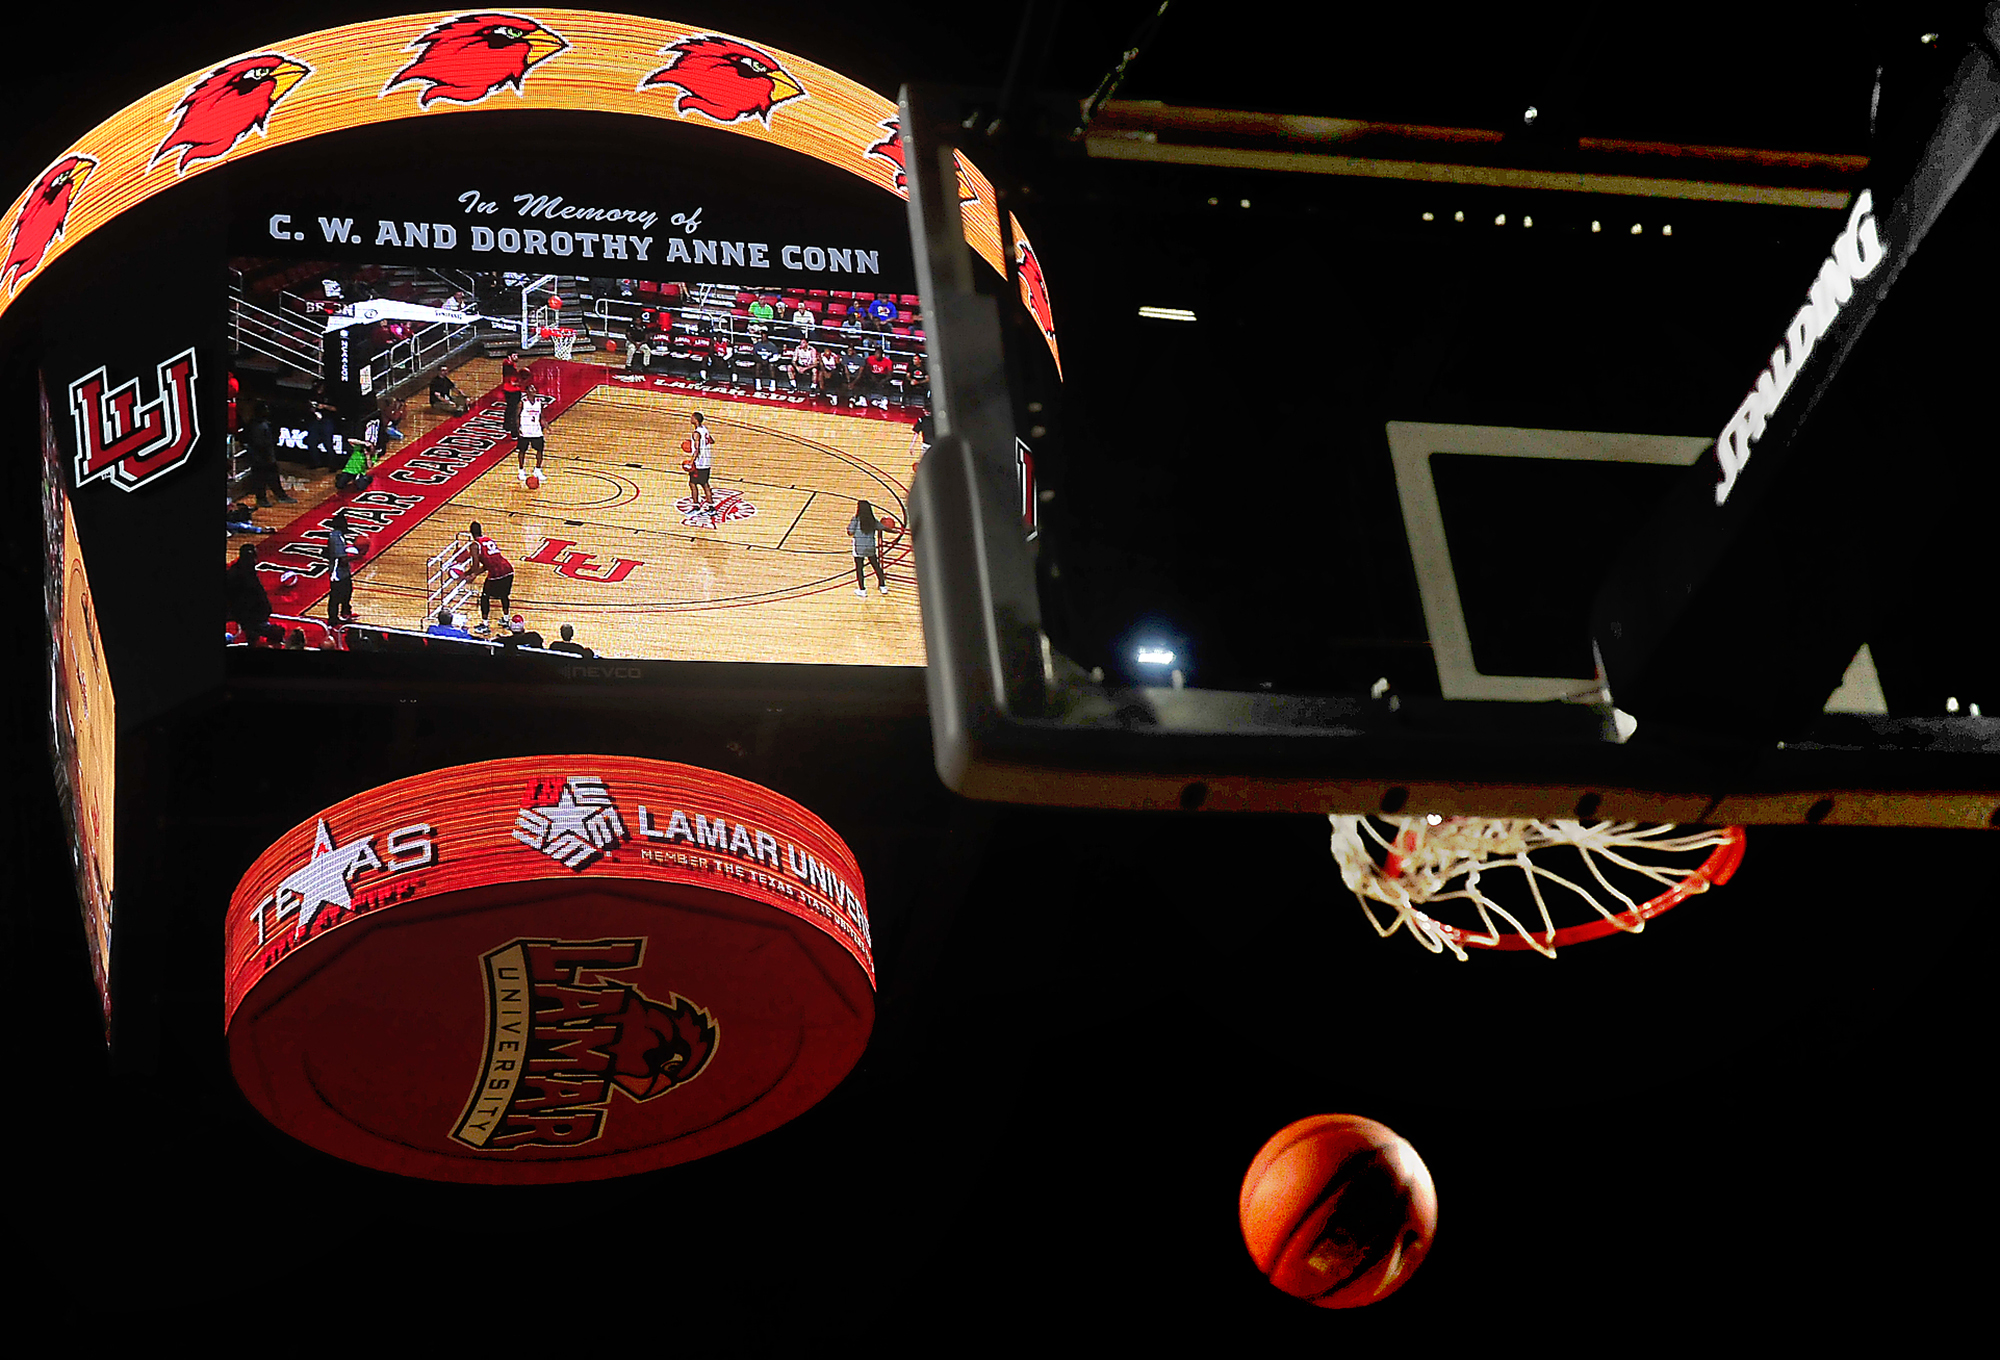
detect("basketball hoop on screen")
[540,326,578,361]
[1328,815,1745,959]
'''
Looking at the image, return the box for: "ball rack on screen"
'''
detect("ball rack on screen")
[898,79,1999,829]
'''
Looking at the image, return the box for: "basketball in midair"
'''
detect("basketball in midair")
[1239,1115,1438,1309]
[526,471,543,490]
[680,438,693,455]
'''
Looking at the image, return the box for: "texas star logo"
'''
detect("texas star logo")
[249,817,435,945]
[383,12,570,107]
[512,774,627,869]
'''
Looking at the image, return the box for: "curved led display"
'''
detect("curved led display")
[225,754,874,1182]
[0,8,1004,320]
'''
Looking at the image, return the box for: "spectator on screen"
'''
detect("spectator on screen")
[839,347,868,406]
[430,368,470,414]
[548,623,595,658]
[428,609,472,639]
[226,498,275,536]
[865,349,894,408]
[791,338,820,391]
[226,545,285,646]
[499,614,546,649]
[240,404,292,506]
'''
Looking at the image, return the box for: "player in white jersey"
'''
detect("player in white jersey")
[688,411,716,518]
[516,385,550,481]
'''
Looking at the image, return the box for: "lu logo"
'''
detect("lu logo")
[68,347,201,491]
[526,536,645,583]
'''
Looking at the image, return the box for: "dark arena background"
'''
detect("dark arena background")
[0,3,1982,1345]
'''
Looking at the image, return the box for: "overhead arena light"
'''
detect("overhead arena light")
[1135,646,1176,665]
[1137,306,1198,321]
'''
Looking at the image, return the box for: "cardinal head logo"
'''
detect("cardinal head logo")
[3,155,96,296]
[384,12,569,107]
[865,117,978,203]
[641,34,805,125]
[155,53,312,173]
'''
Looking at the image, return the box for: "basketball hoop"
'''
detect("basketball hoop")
[540,326,578,361]
[1328,815,1746,959]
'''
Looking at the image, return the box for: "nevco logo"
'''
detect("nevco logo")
[68,347,201,491]
[559,664,643,680]
[1714,188,1884,505]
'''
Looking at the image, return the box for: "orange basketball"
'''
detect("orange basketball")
[680,458,695,474]
[680,438,693,455]
[1239,1115,1437,1309]
[525,471,542,490]
[346,533,371,558]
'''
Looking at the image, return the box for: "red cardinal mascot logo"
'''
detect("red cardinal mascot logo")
[1015,232,1062,377]
[3,156,95,296]
[1017,238,1056,343]
[154,54,312,173]
[641,35,805,125]
[865,117,978,202]
[384,13,569,106]
[602,988,719,1101]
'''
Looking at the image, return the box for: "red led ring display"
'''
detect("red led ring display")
[225,755,873,1182]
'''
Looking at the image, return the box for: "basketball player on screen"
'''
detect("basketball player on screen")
[463,520,515,635]
[516,384,549,481]
[688,412,717,520]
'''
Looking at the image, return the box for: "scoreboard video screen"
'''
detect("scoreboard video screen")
[10,10,1026,718]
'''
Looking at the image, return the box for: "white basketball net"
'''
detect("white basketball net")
[1328,815,1742,960]
[551,328,577,360]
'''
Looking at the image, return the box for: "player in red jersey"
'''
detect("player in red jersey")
[462,520,516,635]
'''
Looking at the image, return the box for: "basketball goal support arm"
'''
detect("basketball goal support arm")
[899,85,2000,826]
[1592,5,2000,745]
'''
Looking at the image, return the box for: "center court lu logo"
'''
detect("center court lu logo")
[675,488,757,527]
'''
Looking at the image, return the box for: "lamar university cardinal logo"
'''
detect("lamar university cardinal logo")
[641,34,805,125]
[154,54,312,173]
[453,938,719,1152]
[1017,238,1056,344]
[384,12,569,107]
[2,155,95,296]
[68,348,201,492]
[865,117,978,203]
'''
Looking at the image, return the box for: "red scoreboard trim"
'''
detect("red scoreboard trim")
[225,755,874,1182]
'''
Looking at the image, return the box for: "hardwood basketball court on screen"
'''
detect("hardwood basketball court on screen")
[249,355,926,667]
